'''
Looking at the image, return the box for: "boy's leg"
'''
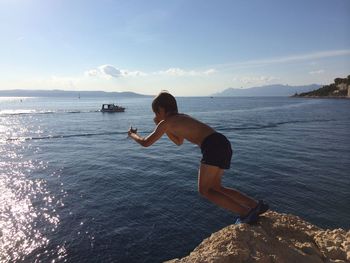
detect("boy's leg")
[198,164,250,216]
[219,187,258,209]
[208,165,258,209]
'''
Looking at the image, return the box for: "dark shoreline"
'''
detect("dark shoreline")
[291,95,350,99]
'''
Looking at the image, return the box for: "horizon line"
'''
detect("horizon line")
[0,83,325,96]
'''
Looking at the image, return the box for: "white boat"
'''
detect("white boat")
[101,104,125,112]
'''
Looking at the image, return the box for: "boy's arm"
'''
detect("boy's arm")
[129,120,167,147]
[166,132,184,146]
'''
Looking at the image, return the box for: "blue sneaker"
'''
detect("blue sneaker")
[234,201,269,225]
[234,216,244,224]
[234,207,260,225]
[257,200,269,215]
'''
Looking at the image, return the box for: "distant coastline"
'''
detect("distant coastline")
[0,89,152,98]
[292,75,350,99]
[213,84,321,97]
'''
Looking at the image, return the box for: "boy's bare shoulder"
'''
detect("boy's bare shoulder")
[167,114,211,130]
[166,113,193,123]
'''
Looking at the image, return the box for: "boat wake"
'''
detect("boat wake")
[0,109,100,117]
[216,119,335,131]
[4,119,336,142]
[6,131,128,141]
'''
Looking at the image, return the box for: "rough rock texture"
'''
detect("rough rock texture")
[165,211,350,263]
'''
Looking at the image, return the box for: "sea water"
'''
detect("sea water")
[1,96,350,262]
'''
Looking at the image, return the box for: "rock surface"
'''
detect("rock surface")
[165,211,350,263]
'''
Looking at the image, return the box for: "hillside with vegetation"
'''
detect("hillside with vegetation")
[293,75,350,98]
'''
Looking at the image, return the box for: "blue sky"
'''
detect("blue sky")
[0,0,349,95]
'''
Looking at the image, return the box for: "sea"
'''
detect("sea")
[1,96,349,263]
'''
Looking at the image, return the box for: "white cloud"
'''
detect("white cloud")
[203,69,217,75]
[156,67,217,76]
[85,65,148,79]
[99,65,122,78]
[85,65,120,79]
[86,65,216,79]
[309,69,324,75]
[85,69,99,77]
[233,75,278,84]
[123,70,148,77]
[161,68,188,76]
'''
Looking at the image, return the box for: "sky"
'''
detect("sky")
[0,0,349,96]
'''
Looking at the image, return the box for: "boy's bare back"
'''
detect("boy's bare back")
[163,114,215,146]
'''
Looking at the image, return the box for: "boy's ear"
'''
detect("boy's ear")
[154,106,161,114]
[154,107,162,114]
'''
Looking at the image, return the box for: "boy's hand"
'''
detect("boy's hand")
[128,126,138,137]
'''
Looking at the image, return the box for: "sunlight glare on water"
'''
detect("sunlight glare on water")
[0,118,66,262]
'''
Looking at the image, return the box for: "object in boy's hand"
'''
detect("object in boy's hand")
[130,126,138,133]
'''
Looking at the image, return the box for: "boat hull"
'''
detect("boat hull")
[101,108,125,112]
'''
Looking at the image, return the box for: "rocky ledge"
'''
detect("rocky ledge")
[165,211,349,263]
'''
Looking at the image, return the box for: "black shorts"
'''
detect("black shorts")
[200,132,233,169]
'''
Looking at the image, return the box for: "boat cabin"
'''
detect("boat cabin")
[101,104,125,112]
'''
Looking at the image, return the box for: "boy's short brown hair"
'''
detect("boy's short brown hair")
[152,91,178,114]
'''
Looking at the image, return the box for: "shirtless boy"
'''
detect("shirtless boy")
[128,91,269,224]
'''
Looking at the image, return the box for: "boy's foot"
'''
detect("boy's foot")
[257,200,269,215]
[234,216,243,224]
[234,205,261,225]
[234,200,269,225]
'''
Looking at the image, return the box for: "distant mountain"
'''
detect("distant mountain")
[213,84,321,97]
[0,89,151,98]
[293,76,350,98]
